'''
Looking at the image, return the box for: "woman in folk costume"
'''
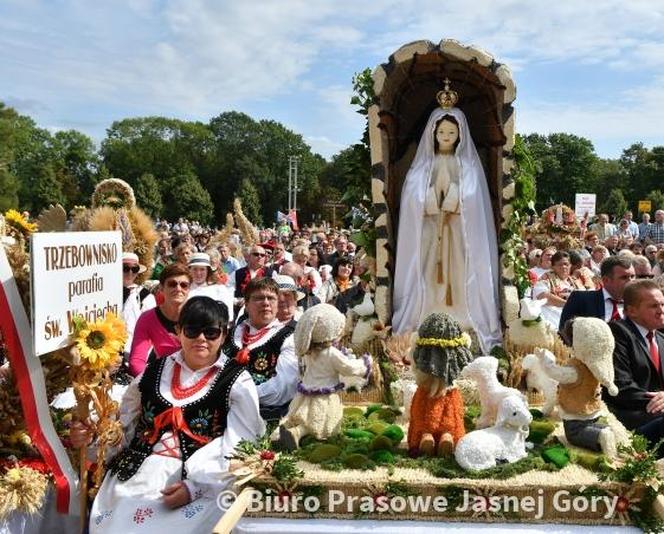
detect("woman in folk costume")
[278,304,372,450]
[71,296,265,533]
[392,81,502,354]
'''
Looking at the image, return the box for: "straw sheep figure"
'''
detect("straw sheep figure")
[455,395,533,471]
[522,349,559,416]
[460,356,526,429]
[507,298,556,350]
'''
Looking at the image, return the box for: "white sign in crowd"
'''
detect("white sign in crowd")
[31,231,123,356]
[574,193,596,219]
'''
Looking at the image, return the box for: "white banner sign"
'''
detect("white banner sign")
[31,231,123,356]
[574,193,596,219]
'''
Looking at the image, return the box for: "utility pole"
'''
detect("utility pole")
[288,156,299,212]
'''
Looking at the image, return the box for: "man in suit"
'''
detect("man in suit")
[604,280,664,450]
[559,256,635,332]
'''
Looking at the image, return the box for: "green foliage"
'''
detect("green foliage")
[646,190,664,212]
[522,132,599,210]
[381,424,405,444]
[134,173,163,217]
[0,168,19,211]
[501,135,537,297]
[237,178,263,226]
[600,433,664,485]
[369,435,393,451]
[33,164,66,212]
[163,170,214,224]
[527,420,556,444]
[271,455,304,483]
[601,188,628,218]
[369,450,395,465]
[306,444,343,463]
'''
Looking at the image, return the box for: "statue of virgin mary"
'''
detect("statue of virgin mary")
[392,93,502,354]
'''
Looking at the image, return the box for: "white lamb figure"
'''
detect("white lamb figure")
[506,297,556,350]
[455,395,533,471]
[460,356,526,429]
[522,350,559,416]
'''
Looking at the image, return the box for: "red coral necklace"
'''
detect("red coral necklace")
[171,363,218,400]
[235,323,271,365]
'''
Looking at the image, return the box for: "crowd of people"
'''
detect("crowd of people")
[71,218,372,530]
[522,209,664,459]
[525,210,664,330]
[59,206,664,530]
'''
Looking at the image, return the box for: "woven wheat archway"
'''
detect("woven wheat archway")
[368,39,517,325]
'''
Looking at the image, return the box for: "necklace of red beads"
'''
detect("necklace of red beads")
[171,363,218,400]
[235,323,271,365]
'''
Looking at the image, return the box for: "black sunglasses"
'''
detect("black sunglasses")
[251,252,266,257]
[182,325,223,340]
[636,274,655,279]
[123,265,140,274]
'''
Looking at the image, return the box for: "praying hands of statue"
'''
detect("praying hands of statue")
[161,481,192,509]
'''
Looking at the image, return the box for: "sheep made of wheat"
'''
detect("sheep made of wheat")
[522,349,559,416]
[506,298,556,350]
[460,356,526,429]
[454,395,533,471]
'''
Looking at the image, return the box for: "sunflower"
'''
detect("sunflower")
[74,313,127,370]
[4,209,38,236]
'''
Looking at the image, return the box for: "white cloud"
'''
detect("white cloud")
[518,76,664,155]
[370,0,664,68]
[305,135,347,160]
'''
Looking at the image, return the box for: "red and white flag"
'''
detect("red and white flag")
[0,247,79,515]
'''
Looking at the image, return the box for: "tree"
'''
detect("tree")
[522,133,599,210]
[33,164,66,212]
[134,173,163,217]
[163,170,214,224]
[601,188,628,220]
[236,178,263,226]
[646,190,664,212]
[52,130,99,205]
[0,167,19,212]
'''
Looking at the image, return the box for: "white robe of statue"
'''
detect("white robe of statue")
[420,154,469,326]
[392,107,502,354]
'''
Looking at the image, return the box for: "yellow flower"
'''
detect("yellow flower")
[74,313,127,370]
[4,209,38,235]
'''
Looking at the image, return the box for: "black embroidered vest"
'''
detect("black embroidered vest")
[108,356,244,481]
[223,321,295,387]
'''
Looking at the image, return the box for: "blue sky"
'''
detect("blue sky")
[2,0,664,160]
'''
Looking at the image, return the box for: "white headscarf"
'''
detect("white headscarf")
[392,107,502,353]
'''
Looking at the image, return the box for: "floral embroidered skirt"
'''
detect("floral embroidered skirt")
[90,453,227,533]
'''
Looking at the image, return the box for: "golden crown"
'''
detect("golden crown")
[436,78,459,109]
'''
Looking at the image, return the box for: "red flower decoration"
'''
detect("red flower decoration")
[260,450,275,461]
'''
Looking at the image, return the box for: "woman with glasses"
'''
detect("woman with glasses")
[121,253,155,362]
[73,296,264,533]
[128,264,191,377]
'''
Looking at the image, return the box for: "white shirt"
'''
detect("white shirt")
[602,288,623,322]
